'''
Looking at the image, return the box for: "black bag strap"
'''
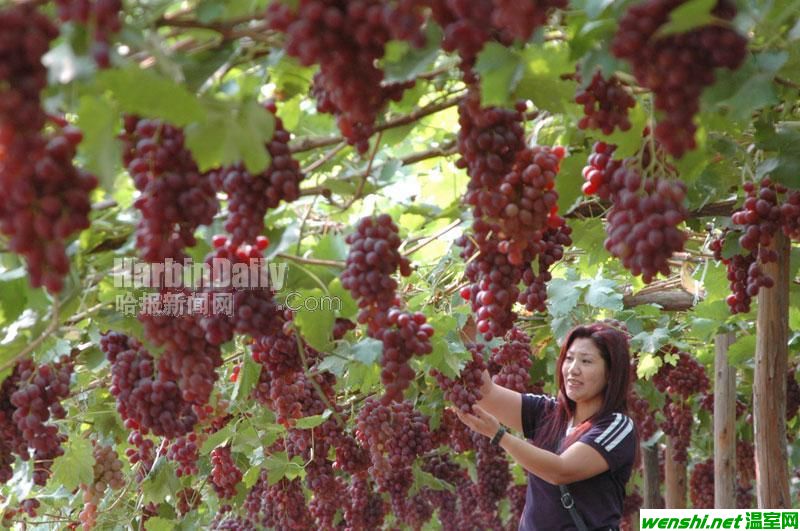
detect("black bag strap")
[559,484,589,531]
[557,431,589,531]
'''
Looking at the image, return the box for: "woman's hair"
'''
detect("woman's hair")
[533,322,635,453]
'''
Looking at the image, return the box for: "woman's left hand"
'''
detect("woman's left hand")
[452,404,501,438]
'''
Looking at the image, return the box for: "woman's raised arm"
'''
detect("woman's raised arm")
[475,370,524,434]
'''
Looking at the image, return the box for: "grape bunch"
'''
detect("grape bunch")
[604,168,688,283]
[356,399,433,499]
[709,234,760,313]
[344,476,388,530]
[100,331,197,438]
[175,488,201,516]
[736,440,755,488]
[612,0,747,157]
[168,433,200,477]
[689,458,714,508]
[575,70,636,135]
[490,328,534,392]
[733,179,783,257]
[628,390,658,441]
[788,368,800,421]
[262,478,314,530]
[371,309,434,403]
[267,1,424,151]
[209,101,304,246]
[0,124,98,293]
[491,0,567,42]
[210,446,242,499]
[472,431,512,520]
[83,442,125,503]
[10,357,74,485]
[620,490,644,531]
[125,429,155,480]
[581,142,624,199]
[120,116,218,263]
[431,344,486,412]
[341,214,411,326]
[652,346,709,399]
[54,0,122,67]
[781,189,800,240]
[660,398,692,463]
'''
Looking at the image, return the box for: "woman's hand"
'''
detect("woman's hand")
[478,369,493,400]
[453,404,501,439]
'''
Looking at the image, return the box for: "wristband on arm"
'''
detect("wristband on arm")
[490,426,507,446]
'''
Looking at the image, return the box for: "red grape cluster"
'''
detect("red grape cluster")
[781,189,800,240]
[18,499,40,518]
[661,398,692,463]
[125,430,155,480]
[788,368,800,421]
[490,327,534,392]
[689,458,714,508]
[491,0,566,42]
[100,331,197,438]
[612,0,747,158]
[10,357,73,485]
[604,167,688,283]
[344,475,388,530]
[0,123,98,293]
[372,309,434,403]
[472,431,512,518]
[79,497,97,530]
[653,346,709,399]
[210,515,257,531]
[733,179,783,256]
[709,234,760,314]
[331,432,371,475]
[262,478,315,530]
[267,1,424,151]
[581,142,624,199]
[621,490,644,531]
[210,102,304,246]
[120,116,218,263]
[432,344,486,412]
[54,0,122,67]
[342,214,411,324]
[210,446,242,499]
[84,442,125,503]
[575,70,636,135]
[167,433,200,477]
[629,390,658,441]
[457,90,570,335]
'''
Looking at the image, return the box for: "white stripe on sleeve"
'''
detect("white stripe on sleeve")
[604,417,634,451]
[594,413,623,445]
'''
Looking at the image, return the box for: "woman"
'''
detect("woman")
[455,322,637,531]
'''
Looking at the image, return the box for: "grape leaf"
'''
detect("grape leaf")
[50,432,94,493]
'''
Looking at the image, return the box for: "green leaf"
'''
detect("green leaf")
[294,410,332,429]
[145,517,175,531]
[293,288,336,352]
[636,352,662,379]
[142,457,181,505]
[350,338,384,366]
[184,99,274,173]
[383,24,442,83]
[328,277,358,319]
[410,462,456,496]
[631,327,671,354]
[515,44,578,114]
[98,66,205,126]
[727,334,755,367]
[687,317,721,341]
[265,452,305,485]
[312,234,348,262]
[50,436,94,492]
[232,354,261,404]
[547,278,588,317]
[556,153,587,213]
[75,95,122,189]
[655,0,717,36]
[200,423,234,454]
[584,278,623,310]
[475,43,525,107]
[243,466,263,489]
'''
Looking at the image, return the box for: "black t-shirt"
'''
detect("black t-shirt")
[518,394,635,531]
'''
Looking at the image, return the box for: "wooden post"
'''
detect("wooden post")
[714,331,737,508]
[753,231,791,507]
[665,437,686,508]
[642,445,662,508]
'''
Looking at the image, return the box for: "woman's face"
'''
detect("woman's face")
[562,337,609,405]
